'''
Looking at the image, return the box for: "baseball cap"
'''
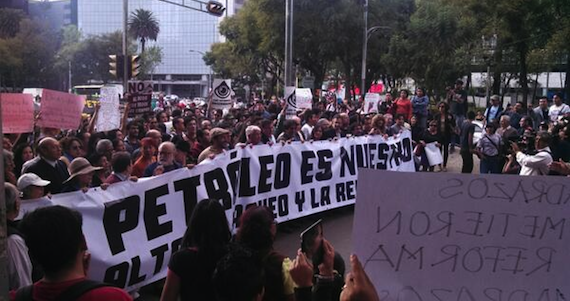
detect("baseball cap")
[17,173,51,191]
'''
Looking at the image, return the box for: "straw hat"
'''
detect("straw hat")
[64,157,102,184]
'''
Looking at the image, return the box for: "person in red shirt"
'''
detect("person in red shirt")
[394,90,413,122]
[131,138,157,178]
[11,206,132,300]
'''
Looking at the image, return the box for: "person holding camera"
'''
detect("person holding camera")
[511,131,553,176]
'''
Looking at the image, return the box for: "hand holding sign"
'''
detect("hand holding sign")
[340,255,380,301]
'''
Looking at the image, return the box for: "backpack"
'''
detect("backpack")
[14,279,110,301]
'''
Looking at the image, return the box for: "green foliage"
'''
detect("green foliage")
[0,8,25,38]
[139,45,163,79]
[128,9,160,53]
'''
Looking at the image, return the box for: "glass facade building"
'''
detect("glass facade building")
[78,0,233,97]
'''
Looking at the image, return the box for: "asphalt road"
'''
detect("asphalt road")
[140,150,477,299]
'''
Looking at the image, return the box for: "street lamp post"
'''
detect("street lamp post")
[284,0,294,88]
[360,12,390,100]
[189,49,213,96]
[482,34,497,106]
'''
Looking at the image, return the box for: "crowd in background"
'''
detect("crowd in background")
[4,80,570,300]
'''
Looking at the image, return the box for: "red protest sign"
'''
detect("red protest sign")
[0,93,35,133]
[38,89,85,130]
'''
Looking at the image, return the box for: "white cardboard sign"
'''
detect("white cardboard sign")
[354,170,570,301]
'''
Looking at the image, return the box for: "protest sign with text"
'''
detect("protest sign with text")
[363,93,380,114]
[295,88,313,110]
[0,93,35,133]
[38,89,85,130]
[96,86,121,132]
[128,81,153,118]
[354,170,570,301]
[211,79,233,110]
[21,132,415,292]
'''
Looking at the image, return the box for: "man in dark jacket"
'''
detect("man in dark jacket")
[26,138,70,195]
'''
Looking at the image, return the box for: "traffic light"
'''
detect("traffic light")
[206,1,225,17]
[131,55,141,78]
[109,54,125,79]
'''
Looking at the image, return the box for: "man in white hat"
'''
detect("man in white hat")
[17,173,51,200]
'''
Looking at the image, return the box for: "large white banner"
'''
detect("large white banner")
[354,169,570,300]
[21,132,414,291]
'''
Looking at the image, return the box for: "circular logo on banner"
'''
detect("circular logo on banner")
[214,81,231,99]
[287,91,296,108]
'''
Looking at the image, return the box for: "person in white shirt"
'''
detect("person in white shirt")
[6,182,33,290]
[548,93,570,123]
[301,109,319,140]
[512,131,553,176]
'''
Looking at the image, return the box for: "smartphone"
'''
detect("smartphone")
[300,219,324,261]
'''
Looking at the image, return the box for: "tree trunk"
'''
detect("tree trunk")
[518,46,529,105]
[141,38,146,53]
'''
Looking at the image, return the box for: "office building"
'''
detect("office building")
[29,0,78,31]
[78,0,234,97]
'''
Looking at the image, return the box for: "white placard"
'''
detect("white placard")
[212,79,233,110]
[295,88,313,110]
[425,142,443,166]
[355,170,570,300]
[363,93,380,114]
[96,86,121,132]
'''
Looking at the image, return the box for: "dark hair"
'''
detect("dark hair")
[87,132,106,156]
[59,137,83,153]
[536,131,552,145]
[184,116,197,127]
[20,206,85,277]
[111,151,132,173]
[438,101,450,113]
[112,139,123,150]
[88,153,105,167]
[395,113,406,120]
[237,206,275,251]
[13,143,33,177]
[467,111,476,120]
[213,245,264,301]
[399,90,409,98]
[181,199,231,256]
[283,119,297,131]
[172,109,182,118]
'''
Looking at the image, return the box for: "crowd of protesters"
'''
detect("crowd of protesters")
[4,80,570,300]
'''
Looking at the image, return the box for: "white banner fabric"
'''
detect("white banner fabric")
[20,132,414,291]
[355,169,570,300]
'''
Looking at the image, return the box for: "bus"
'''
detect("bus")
[72,84,123,113]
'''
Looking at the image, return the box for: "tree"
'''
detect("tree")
[128,9,160,53]
[140,45,163,80]
[0,8,25,38]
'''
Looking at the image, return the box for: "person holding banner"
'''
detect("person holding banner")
[198,128,231,163]
[61,157,103,193]
[160,199,231,301]
[369,114,388,137]
[144,142,182,177]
